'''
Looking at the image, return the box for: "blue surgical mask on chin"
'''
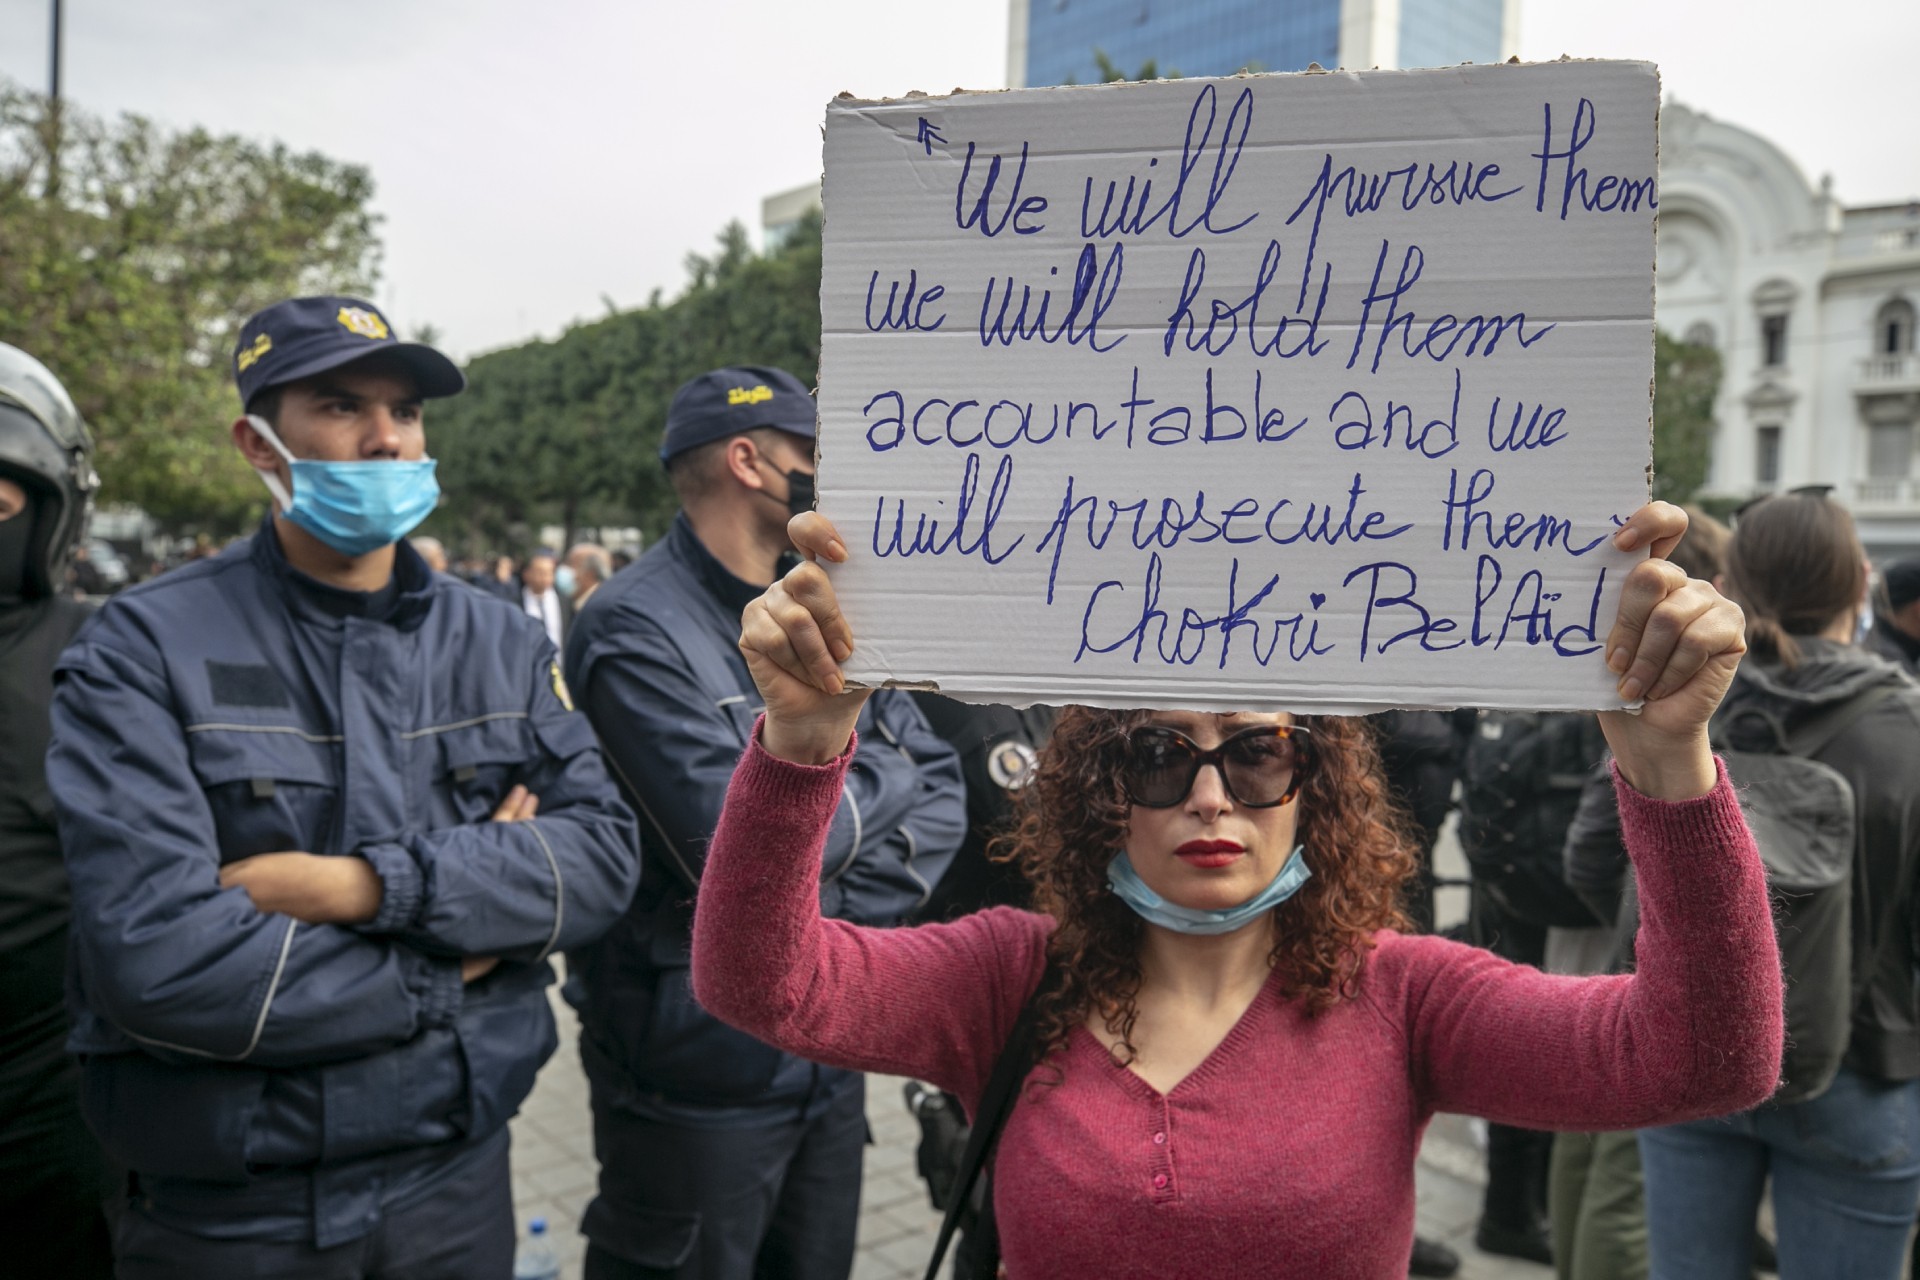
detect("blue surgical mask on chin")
[1106,846,1312,936]
[247,414,440,558]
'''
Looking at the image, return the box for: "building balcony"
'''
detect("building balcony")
[1855,354,1920,394]
[1854,477,1920,509]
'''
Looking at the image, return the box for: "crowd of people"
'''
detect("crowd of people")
[61,504,638,632]
[0,293,1915,1280]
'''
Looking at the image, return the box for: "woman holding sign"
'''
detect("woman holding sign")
[692,503,1781,1279]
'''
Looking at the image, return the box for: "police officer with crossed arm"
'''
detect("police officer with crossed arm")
[564,366,966,1279]
[47,298,640,1278]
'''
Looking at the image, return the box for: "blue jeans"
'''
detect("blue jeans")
[1638,1065,1920,1280]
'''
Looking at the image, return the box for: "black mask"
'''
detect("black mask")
[783,467,816,518]
[0,504,35,607]
[758,459,816,519]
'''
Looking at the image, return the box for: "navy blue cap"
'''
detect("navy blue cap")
[660,366,814,463]
[1885,556,1920,610]
[233,296,465,410]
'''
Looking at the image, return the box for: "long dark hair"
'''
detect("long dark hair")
[1723,492,1865,667]
[996,708,1416,1067]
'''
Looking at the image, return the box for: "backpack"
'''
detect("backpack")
[1713,685,1891,1105]
[1457,712,1610,929]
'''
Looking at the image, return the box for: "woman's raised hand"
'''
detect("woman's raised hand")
[738,512,871,765]
[1598,501,1747,799]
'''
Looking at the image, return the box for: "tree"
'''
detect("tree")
[0,81,380,531]
[1651,328,1722,503]
[1090,49,1180,83]
[423,213,823,553]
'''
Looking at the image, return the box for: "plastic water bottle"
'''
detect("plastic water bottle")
[513,1217,561,1280]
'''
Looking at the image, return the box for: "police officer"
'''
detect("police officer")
[908,693,1052,921]
[0,343,114,1277]
[563,365,966,1280]
[47,297,641,1277]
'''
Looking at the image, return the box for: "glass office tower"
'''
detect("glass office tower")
[1012,0,1514,88]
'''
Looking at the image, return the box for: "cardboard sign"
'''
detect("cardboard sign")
[817,61,1658,712]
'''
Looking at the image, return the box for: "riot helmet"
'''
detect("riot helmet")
[0,343,98,601]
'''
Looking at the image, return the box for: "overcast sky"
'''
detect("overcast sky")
[3,0,1914,360]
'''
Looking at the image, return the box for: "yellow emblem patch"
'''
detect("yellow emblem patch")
[337,306,391,340]
[236,332,273,372]
[549,661,575,712]
[727,384,773,406]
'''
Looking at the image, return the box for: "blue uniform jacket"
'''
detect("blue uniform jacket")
[562,515,965,1124]
[47,523,640,1246]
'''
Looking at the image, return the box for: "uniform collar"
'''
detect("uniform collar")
[669,512,771,619]
[249,514,436,631]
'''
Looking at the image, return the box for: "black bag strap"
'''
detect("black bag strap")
[923,959,1059,1280]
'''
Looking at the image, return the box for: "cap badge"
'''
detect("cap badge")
[337,306,391,340]
[726,384,773,407]
[236,332,273,372]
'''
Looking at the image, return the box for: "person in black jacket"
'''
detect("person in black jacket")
[1639,491,1920,1278]
[1369,707,1476,1278]
[1548,506,1733,1280]
[563,366,966,1280]
[1456,708,1609,1267]
[0,343,113,1278]
[1370,709,1475,935]
[909,693,1054,922]
[1867,555,1920,677]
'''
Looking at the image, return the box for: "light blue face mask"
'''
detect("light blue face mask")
[1106,846,1312,936]
[555,565,578,598]
[248,414,440,558]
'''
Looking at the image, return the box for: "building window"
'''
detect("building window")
[1876,298,1916,357]
[1761,314,1788,367]
[1756,426,1782,486]
[1683,321,1716,349]
[1869,423,1914,479]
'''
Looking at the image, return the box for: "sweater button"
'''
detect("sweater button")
[1153,1132,1166,1144]
[1152,1174,1168,1189]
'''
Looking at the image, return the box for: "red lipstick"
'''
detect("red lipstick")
[1175,839,1245,869]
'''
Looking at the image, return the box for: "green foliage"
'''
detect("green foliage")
[0,82,381,531]
[422,212,823,552]
[1091,49,1180,83]
[1651,329,1722,503]
[0,85,379,532]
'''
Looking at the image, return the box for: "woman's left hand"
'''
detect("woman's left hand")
[1597,501,1747,800]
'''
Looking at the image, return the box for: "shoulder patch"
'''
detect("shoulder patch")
[550,660,575,712]
[985,738,1038,792]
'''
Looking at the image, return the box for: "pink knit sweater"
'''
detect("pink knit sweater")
[692,735,1783,1280]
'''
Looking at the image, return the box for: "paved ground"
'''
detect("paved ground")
[509,825,1548,1278]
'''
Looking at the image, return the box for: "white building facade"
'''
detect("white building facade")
[1656,102,1920,557]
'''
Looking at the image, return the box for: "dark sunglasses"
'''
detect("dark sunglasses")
[1122,724,1313,809]
[1731,483,1835,524]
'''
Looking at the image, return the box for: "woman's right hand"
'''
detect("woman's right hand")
[739,512,871,765]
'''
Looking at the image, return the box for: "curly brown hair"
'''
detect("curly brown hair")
[998,708,1417,1067]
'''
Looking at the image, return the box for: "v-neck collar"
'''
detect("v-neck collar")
[1075,966,1283,1101]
